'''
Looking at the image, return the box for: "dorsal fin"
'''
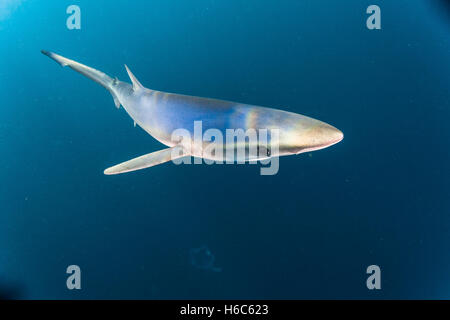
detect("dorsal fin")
[124,64,143,91]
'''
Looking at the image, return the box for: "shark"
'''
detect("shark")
[41,50,343,175]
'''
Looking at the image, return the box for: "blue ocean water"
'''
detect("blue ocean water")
[0,0,449,299]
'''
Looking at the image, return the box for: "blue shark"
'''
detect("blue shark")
[41,50,343,175]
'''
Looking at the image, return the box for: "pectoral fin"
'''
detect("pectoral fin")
[104,145,188,175]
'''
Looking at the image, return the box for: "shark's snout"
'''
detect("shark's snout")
[292,122,343,154]
[311,123,343,148]
[324,125,344,146]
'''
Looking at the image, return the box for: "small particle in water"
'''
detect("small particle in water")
[189,246,222,272]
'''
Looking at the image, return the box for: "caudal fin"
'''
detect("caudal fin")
[41,50,121,106]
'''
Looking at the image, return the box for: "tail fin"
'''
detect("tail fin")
[41,50,121,107]
[41,50,114,89]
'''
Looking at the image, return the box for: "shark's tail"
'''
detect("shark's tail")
[41,50,121,107]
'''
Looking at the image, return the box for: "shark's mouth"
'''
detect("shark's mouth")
[293,134,344,154]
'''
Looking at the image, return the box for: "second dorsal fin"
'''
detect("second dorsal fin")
[124,64,143,91]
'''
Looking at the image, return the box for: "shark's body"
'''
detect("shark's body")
[42,50,343,174]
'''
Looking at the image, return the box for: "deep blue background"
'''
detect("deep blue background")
[0,0,449,299]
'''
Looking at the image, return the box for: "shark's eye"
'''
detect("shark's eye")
[266,148,271,157]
